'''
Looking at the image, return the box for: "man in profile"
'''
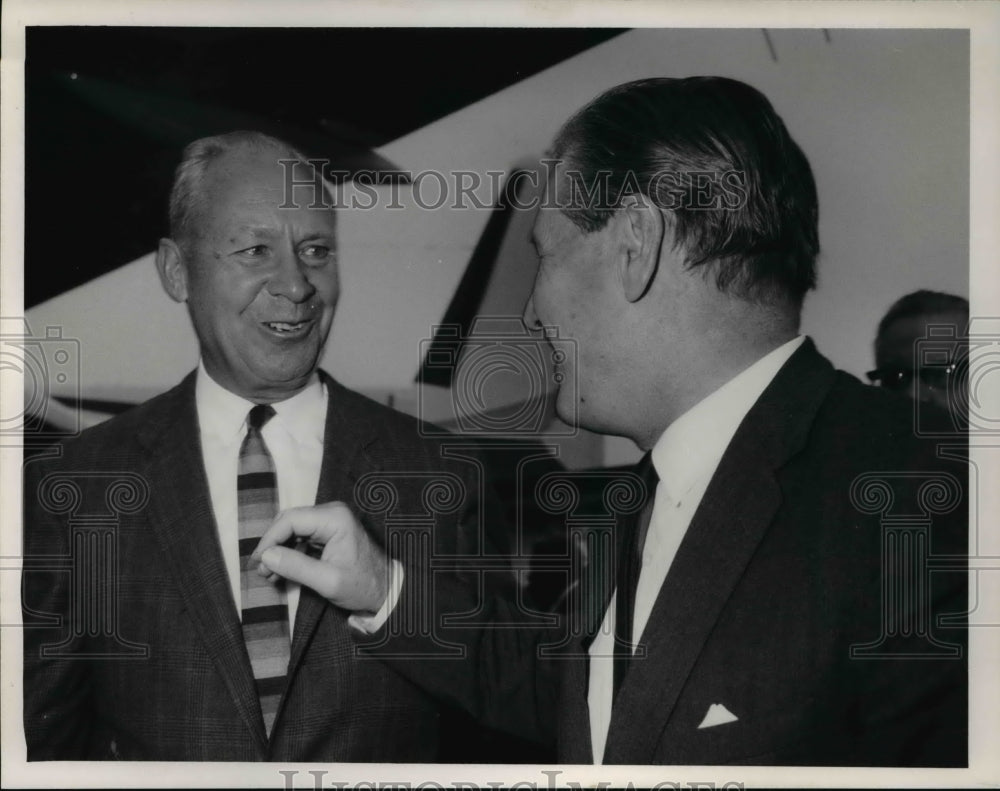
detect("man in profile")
[255,77,968,766]
[22,131,503,761]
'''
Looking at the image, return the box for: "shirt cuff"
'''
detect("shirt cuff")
[348,558,404,635]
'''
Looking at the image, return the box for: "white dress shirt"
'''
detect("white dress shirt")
[588,336,805,763]
[195,362,327,637]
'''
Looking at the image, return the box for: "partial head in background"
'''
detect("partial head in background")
[155,131,339,403]
[524,77,820,446]
[869,289,969,413]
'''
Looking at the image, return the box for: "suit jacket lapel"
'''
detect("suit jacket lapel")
[602,445,782,763]
[556,653,594,763]
[556,465,649,764]
[137,372,267,752]
[563,474,642,762]
[285,372,381,676]
[601,339,837,764]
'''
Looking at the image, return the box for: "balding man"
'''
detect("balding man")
[22,131,499,761]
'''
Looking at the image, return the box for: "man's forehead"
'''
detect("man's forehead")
[885,311,968,338]
[207,188,334,218]
[530,209,544,241]
[207,147,326,193]
[209,149,291,186]
[542,161,569,196]
[530,206,555,247]
[231,221,333,236]
[537,160,587,231]
[205,154,331,212]
[532,200,576,244]
[876,311,966,361]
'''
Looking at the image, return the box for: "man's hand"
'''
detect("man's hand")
[252,502,389,615]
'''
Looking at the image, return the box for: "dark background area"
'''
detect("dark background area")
[25,27,623,308]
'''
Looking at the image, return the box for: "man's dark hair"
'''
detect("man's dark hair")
[876,289,970,340]
[551,76,819,306]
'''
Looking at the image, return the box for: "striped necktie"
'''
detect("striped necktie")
[612,453,659,701]
[238,404,289,738]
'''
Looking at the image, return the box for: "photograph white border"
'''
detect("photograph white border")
[2,1,998,788]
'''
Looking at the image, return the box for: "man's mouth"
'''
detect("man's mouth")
[262,319,312,336]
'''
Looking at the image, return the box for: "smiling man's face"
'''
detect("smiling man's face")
[174,149,339,402]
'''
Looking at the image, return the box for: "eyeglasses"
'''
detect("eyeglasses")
[866,362,959,392]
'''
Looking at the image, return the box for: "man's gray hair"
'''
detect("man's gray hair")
[167,130,332,245]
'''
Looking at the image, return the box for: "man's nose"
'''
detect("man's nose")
[268,249,316,303]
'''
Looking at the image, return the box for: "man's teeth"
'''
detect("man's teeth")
[266,321,307,332]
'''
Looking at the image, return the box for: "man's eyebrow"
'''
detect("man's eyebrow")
[228,226,335,243]
[234,225,279,238]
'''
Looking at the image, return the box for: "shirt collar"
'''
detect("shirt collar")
[651,336,805,501]
[195,361,326,445]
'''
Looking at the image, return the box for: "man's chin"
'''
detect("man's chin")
[250,334,326,374]
[239,358,324,401]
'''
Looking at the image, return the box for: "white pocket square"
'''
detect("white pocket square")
[697,703,739,729]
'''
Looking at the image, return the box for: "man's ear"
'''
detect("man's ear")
[155,238,189,303]
[619,194,665,303]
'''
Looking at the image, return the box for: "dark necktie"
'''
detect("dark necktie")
[612,453,659,701]
[238,404,289,737]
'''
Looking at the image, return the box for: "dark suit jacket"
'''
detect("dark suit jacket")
[22,370,494,761]
[362,339,968,766]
